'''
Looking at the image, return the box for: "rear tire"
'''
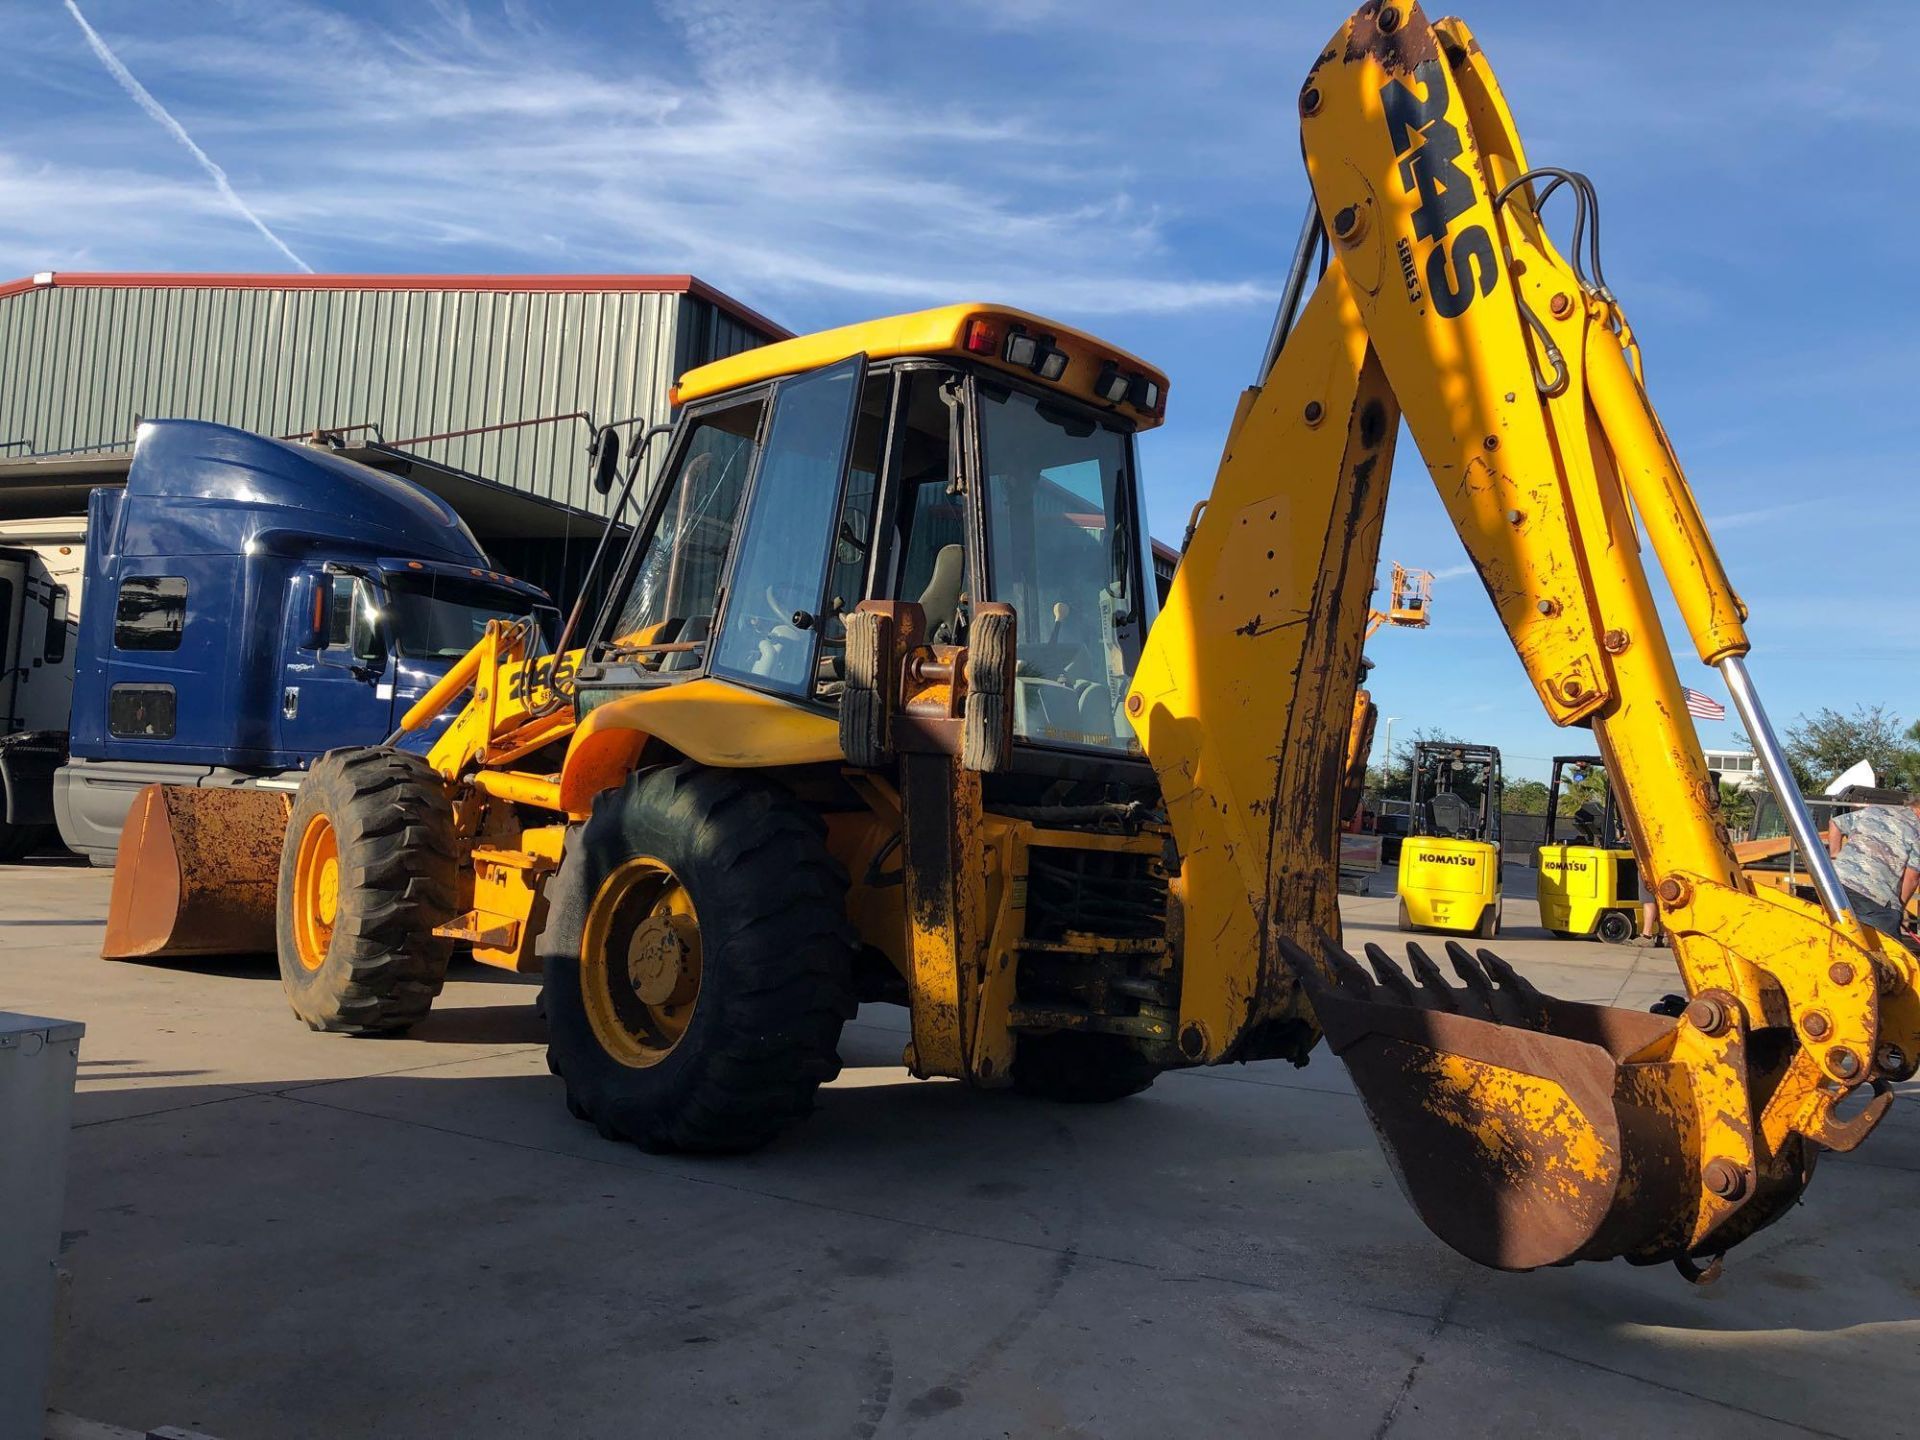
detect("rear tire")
[1474,905,1500,940]
[1397,899,1413,932]
[1012,1032,1157,1103]
[541,762,857,1153]
[1595,910,1635,945]
[276,747,457,1035]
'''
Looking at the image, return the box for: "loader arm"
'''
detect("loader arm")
[1131,0,1920,1273]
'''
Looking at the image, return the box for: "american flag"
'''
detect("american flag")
[1684,687,1726,721]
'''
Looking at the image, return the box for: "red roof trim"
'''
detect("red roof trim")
[0,270,791,339]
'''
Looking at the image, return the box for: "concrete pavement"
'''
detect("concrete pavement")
[6,856,1917,1439]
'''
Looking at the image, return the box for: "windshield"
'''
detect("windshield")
[976,380,1141,753]
[384,573,536,660]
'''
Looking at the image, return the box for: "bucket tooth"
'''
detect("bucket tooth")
[1312,934,1377,998]
[1443,941,1497,1014]
[1403,942,1459,1010]
[1364,943,1419,1004]
[1475,946,1548,1015]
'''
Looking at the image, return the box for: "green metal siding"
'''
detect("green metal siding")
[0,281,775,518]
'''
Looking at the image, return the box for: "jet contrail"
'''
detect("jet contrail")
[62,0,313,272]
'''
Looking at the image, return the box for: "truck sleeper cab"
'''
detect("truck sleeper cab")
[58,420,549,862]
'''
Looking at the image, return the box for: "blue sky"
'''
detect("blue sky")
[0,0,1911,781]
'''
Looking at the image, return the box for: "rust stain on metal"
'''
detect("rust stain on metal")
[103,784,287,958]
[1344,0,1441,73]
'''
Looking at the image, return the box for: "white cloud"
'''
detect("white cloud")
[59,0,311,272]
[0,0,1276,321]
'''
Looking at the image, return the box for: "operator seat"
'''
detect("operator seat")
[660,615,710,672]
[919,544,965,642]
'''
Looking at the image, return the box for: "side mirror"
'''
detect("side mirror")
[590,426,622,496]
[348,581,386,669]
[294,574,327,650]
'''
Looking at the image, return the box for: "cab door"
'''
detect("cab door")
[278,570,394,758]
[709,354,867,698]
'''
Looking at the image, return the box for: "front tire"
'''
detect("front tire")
[541,762,857,1153]
[276,748,457,1034]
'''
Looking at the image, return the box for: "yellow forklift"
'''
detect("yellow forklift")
[1537,754,1640,942]
[1396,741,1502,937]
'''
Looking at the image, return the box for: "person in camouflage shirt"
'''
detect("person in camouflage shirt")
[1826,799,1920,952]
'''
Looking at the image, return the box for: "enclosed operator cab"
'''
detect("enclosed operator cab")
[1397,741,1503,937]
[1536,753,1641,942]
[573,305,1164,779]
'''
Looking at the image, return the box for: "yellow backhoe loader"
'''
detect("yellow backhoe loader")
[112,1,1920,1280]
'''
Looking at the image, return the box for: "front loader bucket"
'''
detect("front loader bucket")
[1282,936,1812,1273]
[102,784,289,959]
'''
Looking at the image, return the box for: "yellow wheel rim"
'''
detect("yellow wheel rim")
[580,856,704,1069]
[292,813,340,972]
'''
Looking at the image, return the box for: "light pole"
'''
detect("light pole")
[1379,716,1401,777]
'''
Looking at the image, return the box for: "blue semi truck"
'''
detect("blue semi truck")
[0,419,549,863]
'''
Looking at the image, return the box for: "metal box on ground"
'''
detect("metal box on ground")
[0,1011,85,1440]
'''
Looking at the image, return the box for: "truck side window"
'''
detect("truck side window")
[114,576,188,652]
[326,575,356,647]
[108,683,177,739]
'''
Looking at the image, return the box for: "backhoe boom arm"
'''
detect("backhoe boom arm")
[1131,0,1920,1273]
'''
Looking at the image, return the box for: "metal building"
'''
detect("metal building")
[0,271,786,593]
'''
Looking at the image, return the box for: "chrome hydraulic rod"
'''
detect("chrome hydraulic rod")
[1718,654,1853,925]
[1254,199,1324,386]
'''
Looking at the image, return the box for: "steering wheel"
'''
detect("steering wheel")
[734,584,810,637]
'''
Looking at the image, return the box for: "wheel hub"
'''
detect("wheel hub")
[316,856,340,927]
[628,914,695,1006]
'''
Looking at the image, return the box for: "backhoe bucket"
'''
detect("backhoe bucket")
[102,784,289,959]
[1282,936,1811,1272]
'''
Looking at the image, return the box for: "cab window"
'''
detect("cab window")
[891,371,967,645]
[976,381,1141,752]
[113,575,188,652]
[610,396,765,669]
[710,356,864,695]
[814,373,892,699]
